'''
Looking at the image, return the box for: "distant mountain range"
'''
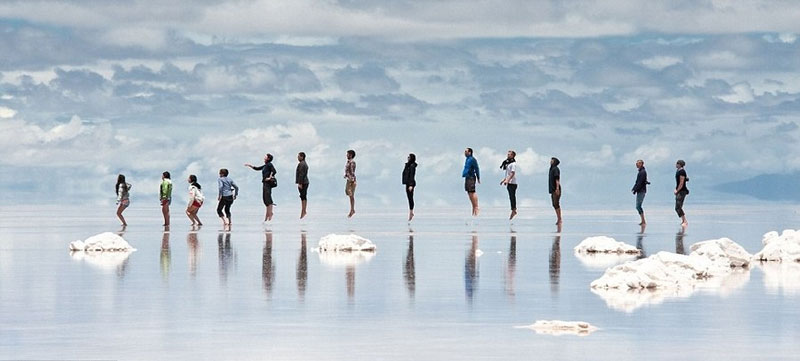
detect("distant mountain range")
[716,173,800,201]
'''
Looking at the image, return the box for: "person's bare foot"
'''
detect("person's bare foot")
[348,210,355,218]
[408,211,414,222]
[681,221,688,227]
[300,211,306,219]
[509,210,517,220]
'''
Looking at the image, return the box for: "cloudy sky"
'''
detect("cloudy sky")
[2,0,800,209]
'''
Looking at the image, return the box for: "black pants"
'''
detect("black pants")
[262,184,274,206]
[217,195,233,218]
[298,183,309,201]
[507,184,517,210]
[675,191,688,217]
[406,186,414,210]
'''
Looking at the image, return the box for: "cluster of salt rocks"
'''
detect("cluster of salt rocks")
[314,234,376,266]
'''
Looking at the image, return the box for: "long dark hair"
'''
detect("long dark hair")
[116,174,127,195]
[189,174,201,189]
[406,153,416,165]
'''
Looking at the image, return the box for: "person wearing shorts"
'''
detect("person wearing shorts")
[462,148,480,216]
[548,157,562,225]
[160,171,173,227]
[245,153,277,222]
[296,152,309,219]
[116,174,132,226]
[344,150,357,218]
[217,168,239,229]
[186,174,203,226]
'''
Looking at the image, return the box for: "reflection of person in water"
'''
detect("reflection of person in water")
[218,232,233,286]
[263,232,274,298]
[404,233,416,298]
[297,232,308,301]
[636,224,647,260]
[464,233,479,304]
[505,233,517,299]
[346,265,355,301]
[675,228,686,255]
[116,226,129,278]
[187,231,199,278]
[160,231,170,280]
[549,234,561,295]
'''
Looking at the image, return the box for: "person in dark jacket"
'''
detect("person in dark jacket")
[674,159,689,227]
[295,152,309,219]
[245,153,277,222]
[548,157,562,225]
[631,159,648,225]
[402,153,417,221]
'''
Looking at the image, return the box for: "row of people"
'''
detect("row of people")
[113,148,691,228]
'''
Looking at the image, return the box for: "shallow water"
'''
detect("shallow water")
[1,204,799,360]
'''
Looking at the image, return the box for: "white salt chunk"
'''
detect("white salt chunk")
[69,232,136,252]
[690,237,752,268]
[317,234,376,252]
[753,229,800,262]
[574,236,640,254]
[515,320,598,336]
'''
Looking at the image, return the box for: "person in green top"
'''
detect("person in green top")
[160,171,173,226]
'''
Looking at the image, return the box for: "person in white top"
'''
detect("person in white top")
[186,174,204,226]
[500,150,518,220]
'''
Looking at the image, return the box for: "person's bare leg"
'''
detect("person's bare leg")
[348,196,355,218]
[469,193,479,216]
[555,208,562,225]
[267,205,274,221]
[116,205,127,226]
[639,212,646,226]
[192,209,202,226]
[681,215,688,227]
[162,204,170,226]
[186,208,194,225]
[300,200,307,219]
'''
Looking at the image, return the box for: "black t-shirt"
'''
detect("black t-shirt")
[675,169,688,193]
[549,166,560,194]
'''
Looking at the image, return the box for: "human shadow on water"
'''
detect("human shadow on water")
[464,233,479,305]
[505,232,517,301]
[160,231,170,281]
[297,232,308,301]
[263,231,275,299]
[404,232,416,300]
[218,232,235,286]
[550,234,561,296]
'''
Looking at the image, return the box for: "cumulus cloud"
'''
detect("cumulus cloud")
[334,64,400,94]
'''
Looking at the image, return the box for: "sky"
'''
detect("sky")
[1,0,800,209]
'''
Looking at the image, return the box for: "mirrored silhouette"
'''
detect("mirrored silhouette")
[505,232,517,300]
[404,233,416,299]
[636,223,647,260]
[160,231,170,281]
[297,232,308,301]
[346,265,356,302]
[263,231,275,298]
[187,230,200,279]
[675,228,686,255]
[218,232,235,286]
[115,226,130,279]
[549,234,561,295]
[464,233,480,304]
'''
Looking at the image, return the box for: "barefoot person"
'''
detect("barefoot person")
[344,149,357,218]
[462,148,480,216]
[217,168,239,229]
[115,174,132,226]
[674,159,689,227]
[186,174,204,226]
[632,159,648,225]
[245,154,277,222]
[548,157,562,225]
[402,153,417,221]
[295,152,309,219]
[500,150,518,220]
[160,171,173,226]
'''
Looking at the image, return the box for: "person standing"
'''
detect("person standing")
[402,153,417,222]
[548,157,562,225]
[632,159,648,225]
[674,159,689,227]
[295,152,309,219]
[462,148,480,216]
[160,171,173,227]
[217,168,239,229]
[245,154,277,222]
[186,174,204,226]
[500,150,518,220]
[115,174,132,226]
[344,149,357,218]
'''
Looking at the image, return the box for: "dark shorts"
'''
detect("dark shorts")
[298,183,309,201]
[262,183,274,206]
[464,177,476,193]
[551,192,561,209]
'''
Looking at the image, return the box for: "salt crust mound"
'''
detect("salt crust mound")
[69,232,136,252]
[690,237,752,268]
[574,236,640,254]
[317,234,376,252]
[753,230,800,262]
[515,320,598,336]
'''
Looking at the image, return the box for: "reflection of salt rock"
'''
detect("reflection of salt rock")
[70,250,132,270]
[575,252,638,270]
[690,238,752,268]
[574,236,640,254]
[318,234,376,252]
[758,261,800,295]
[696,268,751,297]
[515,320,598,336]
[69,232,136,252]
[754,230,800,262]
[591,287,691,313]
[316,250,375,267]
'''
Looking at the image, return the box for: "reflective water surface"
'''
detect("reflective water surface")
[1,204,799,360]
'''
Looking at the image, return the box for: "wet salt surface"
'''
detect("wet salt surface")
[1,204,800,360]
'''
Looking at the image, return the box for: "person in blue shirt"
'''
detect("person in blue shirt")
[217,168,239,229]
[462,148,481,216]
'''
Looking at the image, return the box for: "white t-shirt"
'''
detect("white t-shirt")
[505,163,517,185]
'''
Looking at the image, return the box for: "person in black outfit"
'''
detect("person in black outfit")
[548,157,562,225]
[674,159,689,227]
[632,159,648,225]
[245,153,277,222]
[295,152,310,219]
[402,153,417,222]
